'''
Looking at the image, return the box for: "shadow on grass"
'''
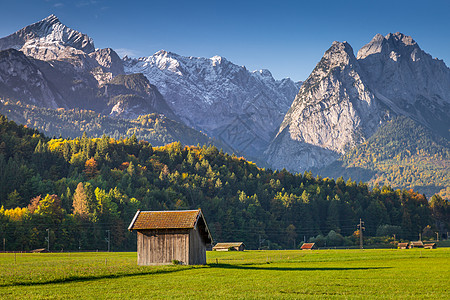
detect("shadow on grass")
[209,263,391,272]
[1,267,190,287]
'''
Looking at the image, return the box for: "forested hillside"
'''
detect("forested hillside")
[318,117,450,197]
[0,115,448,251]
[0,100,228,150]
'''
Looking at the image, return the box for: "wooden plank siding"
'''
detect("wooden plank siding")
[129,209,212,266]
[189,226,206,265]
[137,229,190,265]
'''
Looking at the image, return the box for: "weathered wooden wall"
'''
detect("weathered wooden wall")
[137,229,190,265]
[189,226,206,265]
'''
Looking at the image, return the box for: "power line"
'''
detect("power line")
[45,228,50,251]
[105,230,110,252]
[357,219,365,249]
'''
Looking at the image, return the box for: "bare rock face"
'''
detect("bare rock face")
[104,73,177,120]
[124,51,301,159]
[0,49,63,108]
[266,33,450,172]
[0,15,94,60]
[0,15,123,81]
[356,32,450,138]
[0,15,184,123]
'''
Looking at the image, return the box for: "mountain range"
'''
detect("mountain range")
[0,15,448,197]
[267,33,450,171]
[0,15,300,162]
[124,52,301,158]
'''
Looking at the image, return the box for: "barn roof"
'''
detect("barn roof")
[128,209,213,244]
[213,242,244,249]
[410,241,424,246]
[301,243,316,249]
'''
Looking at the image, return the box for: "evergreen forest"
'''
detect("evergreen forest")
[0,114,448,251]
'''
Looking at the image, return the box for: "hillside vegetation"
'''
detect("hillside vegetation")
[319,117,450,197]
[0,114,448,251]
[0,100,226,149]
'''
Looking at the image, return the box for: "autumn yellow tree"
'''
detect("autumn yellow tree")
[84,157,99,179]
[73,182,89,218]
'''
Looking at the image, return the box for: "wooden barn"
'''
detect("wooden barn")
[213,242,245,251]
[409,241,424,248]
[301,243,317,250]
[397,242,409,249]
[128,209,213,265]
[424,243,437,249]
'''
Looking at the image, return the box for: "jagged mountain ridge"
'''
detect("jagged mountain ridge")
[266,33,450,172]
[124,51,301,159]
[0,15,301,161]
[0,15,177,120]
[0,14,95,58]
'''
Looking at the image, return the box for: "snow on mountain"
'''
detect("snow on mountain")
[0,14,95,60]
[124,50,301,158]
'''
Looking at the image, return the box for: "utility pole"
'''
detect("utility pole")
[45,229,50,252]
[105,230,110,252]
[258,234,265,250]
[357,219,365,249]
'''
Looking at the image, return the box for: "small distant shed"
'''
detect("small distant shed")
[301,243,317,250]
[30,248,47,253]
[424,243,437,249]
[409,241,424,248]
[397,242,409,249]
[213,242,245,251]
[128,209,213,265]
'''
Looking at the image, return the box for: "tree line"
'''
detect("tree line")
[0,114,448,251]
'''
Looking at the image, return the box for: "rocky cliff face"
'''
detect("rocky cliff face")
[0,16,300,157]
[0,49,64,108]
[266,33,450,172]
[356,33,450,138]
[0,15,124,82]
[124,51,301,158]
[0,14,95,58]
[104,73,177,120]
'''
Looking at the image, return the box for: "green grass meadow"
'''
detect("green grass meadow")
[1,248,449,299]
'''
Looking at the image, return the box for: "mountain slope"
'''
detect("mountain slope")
[267,33,450,173]
[318,116,449,196]
[0,100,228,149]
[357,33,450,138]
[0,49,64,108]
[104,73,178,120]
[0,16,181,122]
[0,14,95,59]
[0,114,441,251]
[0,15,300,162]
[266,41,390,171]
[124,51,301,159]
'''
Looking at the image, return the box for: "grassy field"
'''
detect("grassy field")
[0,248,449,299]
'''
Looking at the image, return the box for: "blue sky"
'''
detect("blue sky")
[0,0,449,81]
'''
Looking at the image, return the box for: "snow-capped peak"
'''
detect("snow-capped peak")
[211,55,224,66]
[0,14,95,55]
